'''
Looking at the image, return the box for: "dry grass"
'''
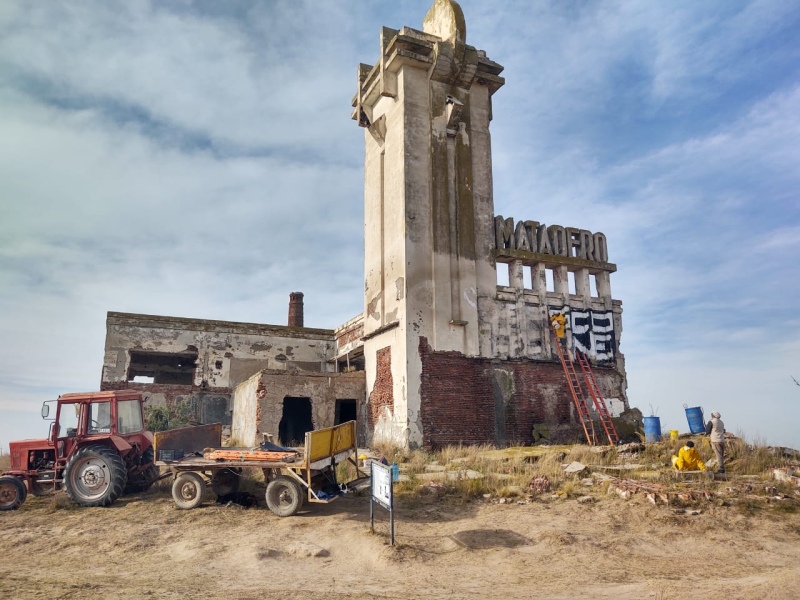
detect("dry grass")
[0,447,10,472]
[384,436,800,508]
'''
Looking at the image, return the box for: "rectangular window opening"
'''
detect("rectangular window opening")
[127,351,198,385]
[545,268,555,292]
[590,274,599,297]
[523,266,532,290]
[568,271,577,295]
[496,263,510,287]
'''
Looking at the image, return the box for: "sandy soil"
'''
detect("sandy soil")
[1,484,799,600]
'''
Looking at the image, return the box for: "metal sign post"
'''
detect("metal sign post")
[370,461,394,546]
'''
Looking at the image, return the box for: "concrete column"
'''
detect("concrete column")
[596,271,612,298]
[575,268,590,299]
[554,265,569,297]
[510,260,524,291]
[532,263,547,296]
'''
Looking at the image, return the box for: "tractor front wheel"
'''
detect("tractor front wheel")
[172,472,206,509]
[64,445,128,507]
[0,476,26,511]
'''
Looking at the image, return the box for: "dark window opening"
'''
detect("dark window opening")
[278,397,313,447]
[335,399,357,425]
[127,351,197,385]
[337,352,365,373]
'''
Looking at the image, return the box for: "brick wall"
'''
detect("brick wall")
[418,337,623,447]
[368,347,393,426]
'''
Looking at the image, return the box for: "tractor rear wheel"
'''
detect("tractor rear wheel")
[0,476,26,511]
[64,445,127,507]
[172,472,206,509]
[125,447,160,494]
[265,475,302,517]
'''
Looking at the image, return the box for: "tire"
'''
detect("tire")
[171,472,206,509]
[211,468,240,496]
[0,476,26,511]
[265,475,302,517]
[125,447,160,494]
[64,444,128,507]
[29,478,56,497]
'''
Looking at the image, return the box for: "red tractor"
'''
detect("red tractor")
[0,390,159,510]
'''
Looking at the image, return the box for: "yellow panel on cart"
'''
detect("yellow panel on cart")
[306,421,356,463]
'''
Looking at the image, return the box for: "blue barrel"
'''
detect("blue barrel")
[685,406,705,434]
[642,416,661,443]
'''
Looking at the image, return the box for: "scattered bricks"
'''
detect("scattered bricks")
[528,475,551,494]
[773,468,800,487]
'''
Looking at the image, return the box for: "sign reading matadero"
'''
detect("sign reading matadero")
[494,216,609,264]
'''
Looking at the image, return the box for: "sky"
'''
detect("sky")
[1,0,799,450]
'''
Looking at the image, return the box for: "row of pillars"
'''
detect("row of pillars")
[506,260,612,299]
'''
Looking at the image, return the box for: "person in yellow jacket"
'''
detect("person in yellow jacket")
[671,440,706,471]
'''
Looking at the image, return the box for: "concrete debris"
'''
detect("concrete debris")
[581,478,594,486]
[773,467,800,487]
[577,495,596,504]
[286,542,330,558]
[564,461,587,474]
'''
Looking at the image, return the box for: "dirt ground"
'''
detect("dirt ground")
[1,481,799,600]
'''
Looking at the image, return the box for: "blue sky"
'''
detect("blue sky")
[1,0,798,449]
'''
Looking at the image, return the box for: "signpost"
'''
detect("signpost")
[370,461,394,545]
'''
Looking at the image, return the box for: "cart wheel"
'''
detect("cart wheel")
[172,472,206,510]
[211,468,240,496]
[265,476,302,517]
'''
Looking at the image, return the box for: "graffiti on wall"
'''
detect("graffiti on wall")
[548,306,615,362]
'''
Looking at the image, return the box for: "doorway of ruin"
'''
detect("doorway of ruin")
[335,399,357,425]
[278,397,313,446]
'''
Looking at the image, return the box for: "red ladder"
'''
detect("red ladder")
[550,321,598,446]
[575,350,620,445]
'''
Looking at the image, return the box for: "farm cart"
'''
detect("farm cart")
[155,420,363,516]
[0,390,159,510]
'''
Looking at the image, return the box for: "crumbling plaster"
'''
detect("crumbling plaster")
[232,369,366,446]
[103,312,337,390]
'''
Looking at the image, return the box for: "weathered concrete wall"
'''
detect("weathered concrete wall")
[99,381,232,426]
[231,370,366,447]
[232,371,260,445]
[103,312,337,389]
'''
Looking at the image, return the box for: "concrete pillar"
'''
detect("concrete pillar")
[596,272,611,299]
[510,260,524,291]
[575,268,590,298]
[554,265,569,297]
[532,263,547,296]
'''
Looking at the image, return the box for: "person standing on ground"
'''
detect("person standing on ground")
[705,411,726,473]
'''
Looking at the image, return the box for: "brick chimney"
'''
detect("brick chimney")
[288,292,304,328]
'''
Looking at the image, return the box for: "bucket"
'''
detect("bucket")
[685,406,705,434]
[643,416,661,443]
[669,429,679,441]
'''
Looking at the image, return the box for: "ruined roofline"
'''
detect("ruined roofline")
[106,311,335,340]
[334,312,364,335]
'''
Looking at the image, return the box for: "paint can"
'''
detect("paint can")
[684,406,705,434]
[669,429,679,441]
[643,416,661,443]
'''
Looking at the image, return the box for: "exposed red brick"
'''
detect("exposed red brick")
[368,347,393,426]
[418,337,622,447]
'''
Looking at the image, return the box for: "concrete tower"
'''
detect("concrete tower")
[353,0,504,447]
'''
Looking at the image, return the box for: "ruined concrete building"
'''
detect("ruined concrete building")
[100,0,627,449]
